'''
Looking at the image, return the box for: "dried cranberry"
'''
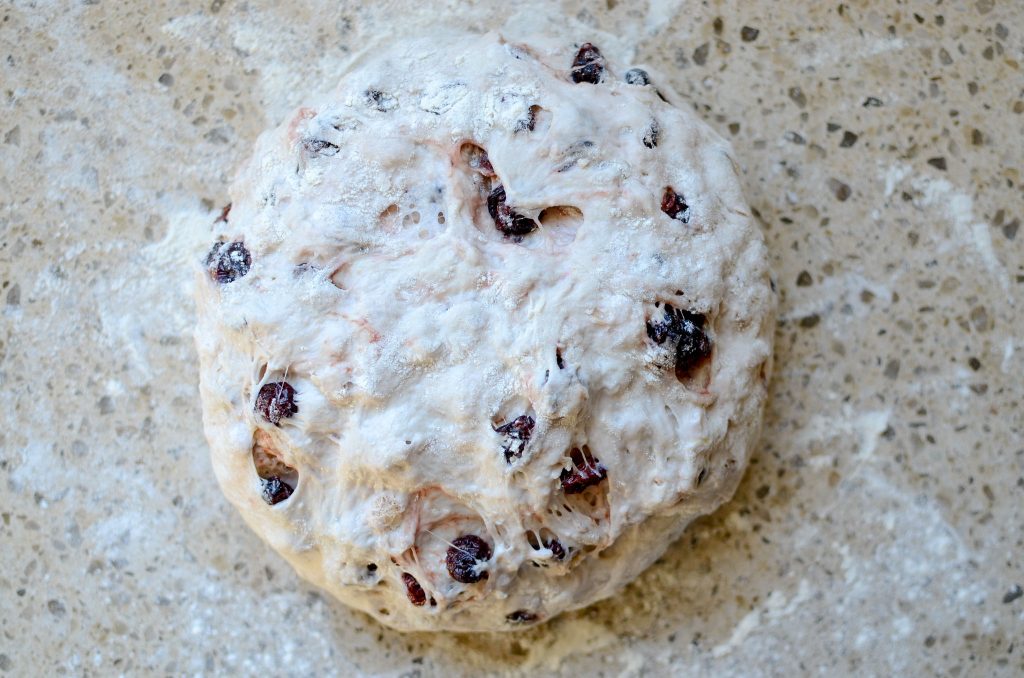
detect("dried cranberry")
[647,303,702,344]
[206,241,251,284]
[461,143,494,176]
[364,89,397,112]
[215,203,232,223]
[401,573,427,606]
[545,538,566,561]
[555,140,595,173]
[515,106,538,133]
[506,610,538,624]
[302,138,339,156]
[624,68,650,85]
[675,326,712,378]
[643,120,660,149]
[560,447,607,495]
[446,535,492,583]
[255,382,298,426]
[571,43,604,84]
[494,415,535,463]
[487,185,537,239]
[661,187,690,223]
[646,304,712,377]
[260,476,293,505]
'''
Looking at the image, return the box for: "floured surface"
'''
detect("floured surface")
[194,31,773,632]
[1,0,1022,675]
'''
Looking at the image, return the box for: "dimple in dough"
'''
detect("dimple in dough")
[194,31,776,632]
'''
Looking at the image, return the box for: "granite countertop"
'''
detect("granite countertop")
[1,1,1021,675]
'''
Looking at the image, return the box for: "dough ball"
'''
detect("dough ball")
[194,32,775,632]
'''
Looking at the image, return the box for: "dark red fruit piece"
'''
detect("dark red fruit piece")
[661,186,690,223]
[260,476,293,505]
[487,185,537,239]
[646,304,712,376]
[515,106,538,133]
[364,89,397,112]
[624,68,650,85]
[545,538,566,561]
[555,140,595,173]
[494,415,535,463]
[215,203,232,223]
[461,143,494,176]
[473,155,494,175]
[446,535,492,583]
[206,241,252,284]
[556,347,565,369]
[401,573,427,606]
[560,447,607,495]
[675,324,713,378]
[302,138,339,156]
[646,303,704,344]
[506,610,538,624]
[255,382,299,426]
[571,43,604,84]
[643,120,660,149]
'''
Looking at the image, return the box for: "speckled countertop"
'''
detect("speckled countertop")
[1,1,1021,676]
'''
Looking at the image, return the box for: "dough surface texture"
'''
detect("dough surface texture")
[194,31,775,632]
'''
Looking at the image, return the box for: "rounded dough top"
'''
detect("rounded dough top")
[194,31,775,632]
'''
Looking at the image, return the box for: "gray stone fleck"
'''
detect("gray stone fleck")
[1002,218,1019,240]
[788,87,807,108]
[3,126,20,146]
[970,305,990,332]
[98,395,115,415]
[828,178,851,201]
[693,43,710,66]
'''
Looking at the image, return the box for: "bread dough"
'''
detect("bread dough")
[194,31,775,632]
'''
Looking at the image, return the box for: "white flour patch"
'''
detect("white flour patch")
[93,205,208,381]
[778,271,892,323]
[794,405,890,466]
[643,0,686,37]
[798,35,907,70]
[883,162,912,198]
[142,206,212,274]
[711,580,812,658]
[883,162,1011,299]
[853,409,890,457]
[522,618,622,671]
[836,543,859,585]
[8,440,59,493]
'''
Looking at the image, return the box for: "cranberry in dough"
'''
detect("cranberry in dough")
[194,31,775,632]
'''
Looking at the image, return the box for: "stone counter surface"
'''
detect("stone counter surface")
[1,1,1021,676]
